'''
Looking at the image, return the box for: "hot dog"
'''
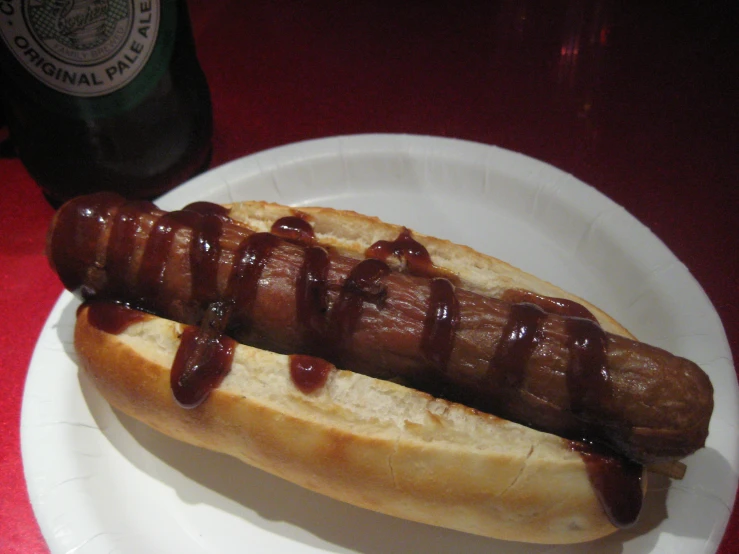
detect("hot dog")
[48,192,713,543]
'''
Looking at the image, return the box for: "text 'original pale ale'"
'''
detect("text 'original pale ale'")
[0,0,212,205]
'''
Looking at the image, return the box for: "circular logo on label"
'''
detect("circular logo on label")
[0,0,160,97]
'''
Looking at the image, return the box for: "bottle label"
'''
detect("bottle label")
[0,0,160,97]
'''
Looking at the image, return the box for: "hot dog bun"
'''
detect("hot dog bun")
[72,200,647,544]
[76,307,630,544]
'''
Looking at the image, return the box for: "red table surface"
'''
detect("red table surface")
[1,1,737,552]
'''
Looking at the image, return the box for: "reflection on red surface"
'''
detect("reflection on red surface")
[1,0,737,552]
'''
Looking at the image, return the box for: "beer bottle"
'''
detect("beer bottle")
[0,0,212,206]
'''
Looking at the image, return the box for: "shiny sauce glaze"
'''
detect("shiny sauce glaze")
[271,214,316,246]
[496,288,611,416]
[365,227,458,282]
[66,196,640,527]
[422,278,460,371]
[500,288,598,321]
[225,232,280,334]
[490,302,547,389]
[569,441,643,528]
[170,301,237,408]
[189,209,229,305]
[272,215,393,360]
[81,198,241,407]
[566,317,610,417]
[329,258,391,356]
[492,290,630,528]
[105,200,159,298]
[366,227,431,273]
[50,192,128,294]
[84,301,150,334]
[271,216,330,351]
[135,209,200,312]
[296,245,331,351]
[365,228,461,371]
[289,354,335,393]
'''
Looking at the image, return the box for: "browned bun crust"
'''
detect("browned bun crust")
[75,305,627,544]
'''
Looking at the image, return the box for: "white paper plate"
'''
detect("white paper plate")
[22,134,738,553]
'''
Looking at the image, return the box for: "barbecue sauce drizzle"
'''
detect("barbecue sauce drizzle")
[422,278,460,371]
[296,246,330,351]
[170,301,236,408]
[366,227,435,276]
[64,195,640,527]
[84,301,149,334]
[569,441,643,528]
[491,302,547,389]
[289,354,335,394]
[271,216,391,365]
[364,226,460,368]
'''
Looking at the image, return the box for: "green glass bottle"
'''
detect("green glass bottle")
[0,0,212,205]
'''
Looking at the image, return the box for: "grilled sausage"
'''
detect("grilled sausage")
[47,192,713,465]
